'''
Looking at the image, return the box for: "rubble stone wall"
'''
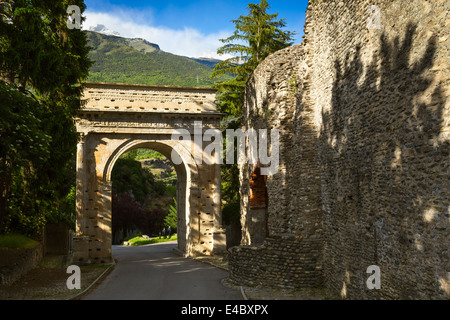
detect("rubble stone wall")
[232,0,449,299]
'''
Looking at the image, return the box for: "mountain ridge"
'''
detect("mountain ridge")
[85,30,228,87]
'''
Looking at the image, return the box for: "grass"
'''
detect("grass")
[0,234,39,249]
[125,234,177,246]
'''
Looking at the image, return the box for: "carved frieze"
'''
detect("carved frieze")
[81,82,217,112]
[76,83,222,134]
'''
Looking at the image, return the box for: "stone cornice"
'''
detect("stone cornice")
[76,82,224,135]
[81,82,219,114]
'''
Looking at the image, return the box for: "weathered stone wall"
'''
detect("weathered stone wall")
[0,244,43,285]
[229,236,322,288]
[312,0,449,300]
[236,40,323,288]
[232,0,449,299]
[240,43,320,240]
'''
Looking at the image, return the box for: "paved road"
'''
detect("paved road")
[82,241,241,300]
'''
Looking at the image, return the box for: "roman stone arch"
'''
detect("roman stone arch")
[71,82,226,264]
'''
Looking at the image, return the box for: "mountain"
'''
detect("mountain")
[85,31,229,87]
[88,24,121,37]
[187,57,222,69]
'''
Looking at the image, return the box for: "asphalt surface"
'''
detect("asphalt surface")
[82,241,242,300]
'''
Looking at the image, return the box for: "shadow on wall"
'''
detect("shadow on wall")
[320,23,448,299]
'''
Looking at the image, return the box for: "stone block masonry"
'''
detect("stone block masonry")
[231,0,449,300]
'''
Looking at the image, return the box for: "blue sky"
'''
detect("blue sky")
[83,0,309,59]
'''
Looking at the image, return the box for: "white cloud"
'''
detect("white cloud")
[82,10,234,60]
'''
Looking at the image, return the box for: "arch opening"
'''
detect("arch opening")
[110,148,178,245]
[105,140,191,255]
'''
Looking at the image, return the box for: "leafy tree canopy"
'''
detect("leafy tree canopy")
[111,158,155,203]
[0,0,91,237]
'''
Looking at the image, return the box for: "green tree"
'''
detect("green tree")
[164,197,177,233]
[211,0,295,224]
[0,82,51,235]
[211,0,295,114]
[0,0,91,236]
[111,158,154,203]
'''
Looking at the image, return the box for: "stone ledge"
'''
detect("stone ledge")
[0,243,43,285]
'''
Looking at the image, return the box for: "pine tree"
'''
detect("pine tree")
[211,0,296,115]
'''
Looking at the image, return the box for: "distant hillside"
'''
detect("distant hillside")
[85,31,229,87]
[187,57,222,69]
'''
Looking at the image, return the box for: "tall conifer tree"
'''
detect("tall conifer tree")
[212,0,295,115]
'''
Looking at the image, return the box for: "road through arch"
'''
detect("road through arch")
[71,82,226,264]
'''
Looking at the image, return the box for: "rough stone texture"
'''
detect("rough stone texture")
[72,83,227,264]
[235,41,324,290]
[231,0,449,299]
[0,244,43,285]
[228,236,322,289]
